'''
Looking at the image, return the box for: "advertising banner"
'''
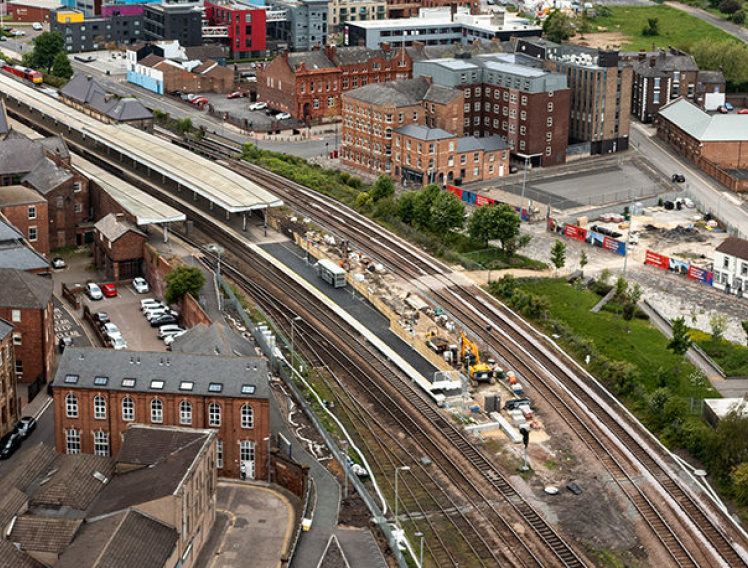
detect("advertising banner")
[564,224,587,242]
[645,250,669,270]
[475,194,495,207]
[602,236,627,256]
[462,191,476,204]
[446,185,463,200]
[687,265,714,286]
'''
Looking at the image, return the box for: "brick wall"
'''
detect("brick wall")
[256,55,299,117]
[0,333,19,437]
[0,201,50,258]
[44,173,90,250]
[0,302,54,385]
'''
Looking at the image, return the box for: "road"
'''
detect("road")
[0,399,55,478]
[665,1,748,44]
[629,123,748,237]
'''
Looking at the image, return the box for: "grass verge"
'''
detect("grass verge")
[690,329,748,377]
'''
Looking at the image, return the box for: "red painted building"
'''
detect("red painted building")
[204,2,266,59]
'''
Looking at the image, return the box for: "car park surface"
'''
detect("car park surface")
[133,277,149,293]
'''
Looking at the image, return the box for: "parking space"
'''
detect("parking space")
[200,92,301,130]
[80,283,167,353]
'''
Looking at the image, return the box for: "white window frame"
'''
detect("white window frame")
[240,440,255,479]
[241,404,254,429]
[94,431,109,456]
[180,400,192,425]
[66,429,81,455]
[217,440,224,469]
[66,393,78,418]
[93,395,106,420]
[151,398,163,423]
[122,397,134,421]
[209,402,221,427]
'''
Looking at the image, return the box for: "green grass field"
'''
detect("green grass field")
[516,279,718,399]
[588,5,738,50]
[690,330,748,377]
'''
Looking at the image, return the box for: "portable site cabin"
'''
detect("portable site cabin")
[316,259,347,288]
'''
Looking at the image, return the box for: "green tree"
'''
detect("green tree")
[629,283,643,305]
[599,268,611,285]
[177,118,193,135]
[710,313,728,344]
[51,51,73,79]
[667,317,693,371]
[164,265,206,305]
[468,203,520,250]
[550,239,567,273]
[706,412,748,483]
[733,462,748,506]
[622,302,636,332]
[642,17,660,37]
[428,190,465,235]
[719,0,741,13]
[412,184,441,229]
[732,9,746,24]
[28,31,65,72]
[742,320,748,345]
[614,276,628,302]
[543,9,574,43]
[579,251,588,274]
[396,191,417,225]
[684,39,748,86]
[370,175,394,202]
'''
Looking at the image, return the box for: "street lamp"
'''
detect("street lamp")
[394,465,410,526]
[517,153,542,221]
[290,315,303,369]
[206,243,225,279]
[414,532,424,567]
[264,435,272,483]
[485,324,492,354]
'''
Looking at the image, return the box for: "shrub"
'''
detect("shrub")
[719,0,741,14]
[732,9,746,23]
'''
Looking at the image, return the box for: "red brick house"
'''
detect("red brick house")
[0,268,54,385]
[0,319,20,438]
[93,213,146,282]
[0,186,50,258]
[256,43,413,123]
[51,348,270,480]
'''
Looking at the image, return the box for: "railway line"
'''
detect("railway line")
[157,132,748,567]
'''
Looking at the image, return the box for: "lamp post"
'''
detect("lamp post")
[290,315,303,369]
[206,243,225,279]
[340,439,349,499]
[264,435,272,483]
[485,324,492,355]
[517,153,542,221]
[415,532,424,567]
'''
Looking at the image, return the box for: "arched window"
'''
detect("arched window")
[122,397,134,421]
[180,401,192,425]
[151,398,163,423]
[93,395,106,420]
[208,402,221,427]
[65,394,78,418]
[241,404,254,429]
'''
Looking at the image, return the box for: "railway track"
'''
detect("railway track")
[159,132,748,567]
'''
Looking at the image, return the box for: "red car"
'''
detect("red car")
[191,97,208,106]
[739,109,748,115]
[226,91,245,99]
[100,284,117,297]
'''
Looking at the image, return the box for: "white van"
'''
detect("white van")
[32,22,43,31]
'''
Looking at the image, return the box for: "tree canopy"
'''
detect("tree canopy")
[27,32,65,73]
[550,239,567,271]
[543,10,574,43]
[164,265,206,305]
[683,39,748,86]
[467,204,520,250]
[667,317,692,370]
[51,52,73,79]
[370,175,395,202]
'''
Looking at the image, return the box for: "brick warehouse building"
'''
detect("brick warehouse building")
[204,2,267,59]
[0,185,50,258]
[0,268,54,385]
[0,319,20,438]
[93,213,146,282]
[51,348,270,480]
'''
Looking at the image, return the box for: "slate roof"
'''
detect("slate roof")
[395,124,454,141]
[344,78,431,107]
[0,100,8,138]
[0,318,12,341]
[139,53,165,68]
[107,98,153,122]
[0,269,53,309]
[0,540,45,568]
[0,486,27,531]
[634,52,699,78]
[716,236,748,262]
[60,73,108,105]
[170,322,257,357]
[0,443,57,494]
[423,84,461,104]
[31,454,116,511]
[0,245,50,272]
[0,217,25,242]
[185,45,226,61]
[698,70,725,84]
[287,51,335,71]
[332,46,403,65]
[94,213,147,242]
[0,186,47,207]
[39,136,70,161]
[658,97,748,142]
[52,348,269,399]
[457,135,509,152]
[56,510,178,568]
[62,75,153,123]
[0,139,45,176]
[21,158,73,195]
[88,427,213,518]
[8,516,83,554]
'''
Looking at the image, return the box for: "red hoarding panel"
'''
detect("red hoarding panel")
[564,224,587,242]
[475,194,495,207]
[645,250,669,270]
[446,185,463,199]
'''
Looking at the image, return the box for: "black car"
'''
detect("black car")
[504,397,531,411]
[672,173,686,183]
[58,336,73,353]
[15,416,37,439]
[150,314,178,328]
[0,429,22,460]
[93,312,110,327]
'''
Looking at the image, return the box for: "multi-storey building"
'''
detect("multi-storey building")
[256,43,413,122]
[386,0,475,19]
[341,77,462,174]
[329,0,387,29]
[345,7,541,50]
[204,2,267,59]
[393,124,509,185]
[0,318,19,438]
[51,8,144,52]
[516,39,632,155]
[52,348,270,480]
[143,3,202,47]
[414,54,570,166]
[265,0,328,52]
[0,186,49,258]
[0,268,54,385]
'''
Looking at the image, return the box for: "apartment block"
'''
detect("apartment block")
[143,3,202,47]
[51,7,144,52]
[329,0,387,29]
[266,0,328,52]
[204,2,267,59]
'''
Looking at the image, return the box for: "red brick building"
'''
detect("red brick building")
[0,185,50,258]
[256,43,413,123]
[204,2,267,59]
[7,0,56,22]
[51,348,270,480]
[0,319,20,438]
[386,0,475,18]
[0,268,54,385]
[93,213,146,282]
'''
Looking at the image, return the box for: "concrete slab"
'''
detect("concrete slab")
[335,528,388,568]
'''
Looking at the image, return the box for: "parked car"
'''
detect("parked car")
[100,283,117,297]
[249,102,267,111]
[164,329,187,347]
[240,71,256,78]
[15,416,37,439]
[132,277,149,294]
[504,397,532,411]
[151,314,178,328]
[184,93,197,101]
[276,112,291,120]
[140,299,164,311]
[739,108,748,115]
[108,336,128,350]
[144,307,171,320]
[32,22,43,31]
[0,430,22,460]
[86,282,103,300]
[58,336,73,353]
[718,106,730,114]
[10,29,26,36]
[158,324,185,339]
[724,102,734,111]
[92,312,110,327]
[227,91,246,99]
[102,323,122,339]
[0,36,6,42]
[672,173,686,183]
[51,257,66,269]
[191,97,208,106]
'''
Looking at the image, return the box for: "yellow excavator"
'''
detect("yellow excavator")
[461,333,493,382]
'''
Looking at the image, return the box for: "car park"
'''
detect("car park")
[108,336,128,350]
[100,284,117,297]
[144,307,174,320]
[164,329,187,347]
[672,173,686,183]
[150,314,177,327]
[276,112,291,120]
[86,282,103,300]
[158,325,185,339]
[92,312,110,327]
[16,416,37,439]
[102,322,122,339]
[10,29,26,36]
[140,299,164,311]
[132,277,149,294]
[227,91,246,99]
[0,429,22,460]
[51,257,66,269]
[249,102,267,111]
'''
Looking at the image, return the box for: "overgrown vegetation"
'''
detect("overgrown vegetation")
[690,329,748,377]
[164,265,206,305]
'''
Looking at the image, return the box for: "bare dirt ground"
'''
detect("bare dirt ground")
[571,32,631,51]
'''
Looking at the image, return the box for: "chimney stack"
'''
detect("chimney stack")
[381,41,391,53]
[638,49,646,62]
[649,55,656,68]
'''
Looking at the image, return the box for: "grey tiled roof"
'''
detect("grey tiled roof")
[52,348,269,399]
[170,322,256,357]
[423,84,461,104]
[0,443,57,494]
[698,70,724,84]
[56,510,178,568]
[395,124,454,141]
[8,516,83,554]
[31,454,116,511]
[456,135,509,152]
[0,139,45,176]
[0,269,53,310]
[60,73,108,105]
[0,540,46,568]
[288,51,335,71]
[0,186,47,207]
[107,99,152,122]
[0,100,8,138]
[21,158,72,195]
[0,217,24,242]
[0,318,12,341]
[0,245,50,272]
[185,45,226,61]
[0,487,27,532]
[94,213,147,242]
[40,136,70,161]
[344,78,431,106]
